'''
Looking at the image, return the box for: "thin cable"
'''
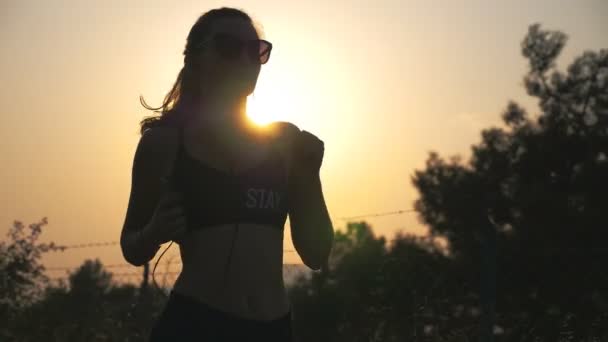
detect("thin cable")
[153,241,173,297]
[222,163,240,289]
[223,222,239,288]
[151,128,182,298]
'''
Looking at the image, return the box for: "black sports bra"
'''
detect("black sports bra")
[170,126,289,231]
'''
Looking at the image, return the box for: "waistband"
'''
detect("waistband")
[167,290,292,328]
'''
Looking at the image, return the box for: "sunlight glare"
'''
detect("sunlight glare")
[246,74,295,126]
[247,93,279,125]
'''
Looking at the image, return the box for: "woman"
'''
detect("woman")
[119,7,334,341]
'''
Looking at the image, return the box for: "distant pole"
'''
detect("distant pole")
[480,216,496,342]
[141,262,150,293]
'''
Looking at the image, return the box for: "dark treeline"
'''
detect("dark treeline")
[2,24,607,341]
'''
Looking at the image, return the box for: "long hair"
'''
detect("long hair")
[138,7,258,135]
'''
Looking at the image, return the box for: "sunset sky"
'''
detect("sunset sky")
[1,0,606,277]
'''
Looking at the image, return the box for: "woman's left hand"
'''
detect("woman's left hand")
[268,122,324,176]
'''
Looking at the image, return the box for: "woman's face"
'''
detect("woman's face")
[195,18,262,100]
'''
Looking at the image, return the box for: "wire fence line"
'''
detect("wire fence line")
[46,263,310,283]
[38,208,419,285]
[40,208,417,252]
[43,234,445,273]
[337,209,416,221]
[45,261,305,272]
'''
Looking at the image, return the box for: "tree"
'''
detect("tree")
[0,217,165,341]
[288,221,458,342]
[412,24,608,340]
[0,217,62,341]
[9,258,166,341]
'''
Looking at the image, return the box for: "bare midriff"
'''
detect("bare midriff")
[172,222,292,322]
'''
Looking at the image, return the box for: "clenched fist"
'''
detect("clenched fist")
[268,121,325,175]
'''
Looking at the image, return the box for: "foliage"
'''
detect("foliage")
[412,23,607,340]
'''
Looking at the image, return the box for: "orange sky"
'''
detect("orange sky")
[1,0,606,278]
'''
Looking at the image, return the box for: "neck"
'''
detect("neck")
[189,95,259,144]
[191,94,244,124]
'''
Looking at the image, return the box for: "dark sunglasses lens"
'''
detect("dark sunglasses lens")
[258,41,272,64]
[214,34,242,60]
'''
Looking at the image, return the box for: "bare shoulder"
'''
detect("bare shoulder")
[140,125,180,147]
[263,120,302,148]
[267,121,301,138]
[134,125,181,177]
[264,121,301,173]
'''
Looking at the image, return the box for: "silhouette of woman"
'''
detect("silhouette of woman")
[119,7,334,341]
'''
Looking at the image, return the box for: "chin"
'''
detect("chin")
[218,84,254,100]
[245,87,256,96]
[239,82,257,97]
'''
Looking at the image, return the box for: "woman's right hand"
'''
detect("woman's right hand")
[144,179,188,245]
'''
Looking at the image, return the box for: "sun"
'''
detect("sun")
[246,72,295,126]
[246,95,272,126]
[246,92,280,126]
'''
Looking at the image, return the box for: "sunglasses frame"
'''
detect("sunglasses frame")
[194,33,272,65]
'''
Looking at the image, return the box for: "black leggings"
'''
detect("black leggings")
[148,291,293,342]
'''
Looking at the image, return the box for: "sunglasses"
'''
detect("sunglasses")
[194,33,272,65]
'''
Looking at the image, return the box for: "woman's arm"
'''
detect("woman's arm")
[286,127,334,271]
[120,127,177,266]
[289,171,334,271]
